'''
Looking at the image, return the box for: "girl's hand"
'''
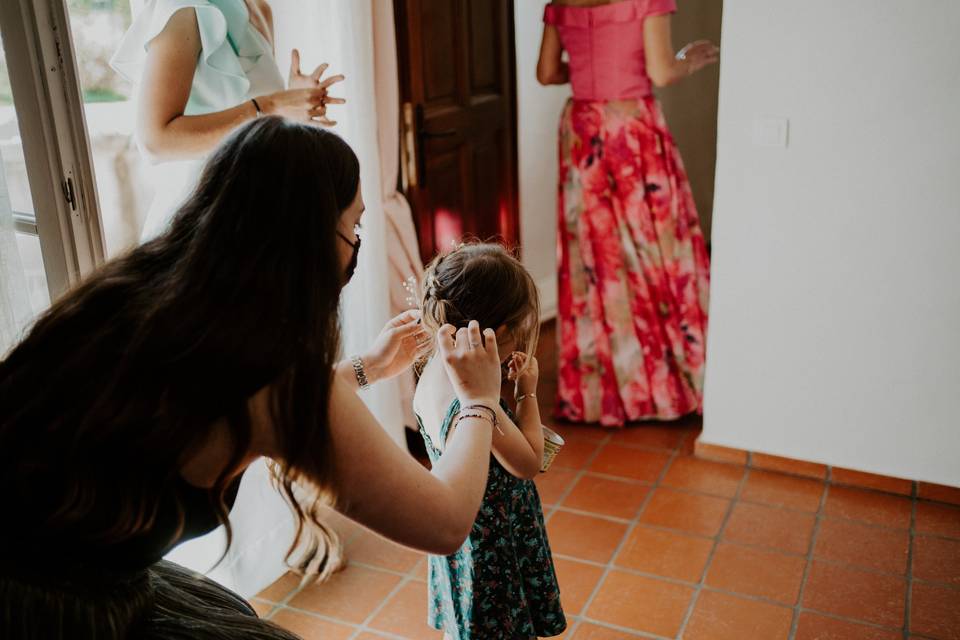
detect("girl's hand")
[676,40,719,75]
[363,310,431,382]
[437,320,501,407]
[507,352,539,398]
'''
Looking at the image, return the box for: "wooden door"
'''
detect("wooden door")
[394,0,519,264]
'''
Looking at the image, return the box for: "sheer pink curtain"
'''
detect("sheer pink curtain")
[373,0,423,429]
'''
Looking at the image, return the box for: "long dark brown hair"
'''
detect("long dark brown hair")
[0,117,356,589]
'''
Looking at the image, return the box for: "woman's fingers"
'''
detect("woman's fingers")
[388,309,421,327]
[290,48,301,76]
[323,96,347,105]
[319,74,346,90]
[310,62,329,81]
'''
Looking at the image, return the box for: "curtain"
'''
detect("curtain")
[169,0,424,598]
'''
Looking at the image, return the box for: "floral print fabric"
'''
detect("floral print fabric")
[418,400,566,639]
[556,96,710,426]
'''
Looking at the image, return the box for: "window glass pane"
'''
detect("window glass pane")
[67,0,145,257]
[0,38,33,218]
[0,31,50,354]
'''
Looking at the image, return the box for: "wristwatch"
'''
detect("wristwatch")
[351,355,370,390]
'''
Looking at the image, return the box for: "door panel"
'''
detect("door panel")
[395,0,518,264]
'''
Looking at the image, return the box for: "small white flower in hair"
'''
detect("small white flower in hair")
[402,274,420,308]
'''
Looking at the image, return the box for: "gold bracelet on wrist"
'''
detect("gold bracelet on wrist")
[516,393,537,403]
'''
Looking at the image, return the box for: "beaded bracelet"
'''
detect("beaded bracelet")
[460,404,504,435]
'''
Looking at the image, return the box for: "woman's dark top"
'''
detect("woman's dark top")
[1,473,241,582]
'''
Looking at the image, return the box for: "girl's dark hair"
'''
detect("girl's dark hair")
[0,117,358,612]
[420,242,540,365]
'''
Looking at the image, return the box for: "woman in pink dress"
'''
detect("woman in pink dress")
[538,0,718,426]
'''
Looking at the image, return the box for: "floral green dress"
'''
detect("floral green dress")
[417,399,567,639]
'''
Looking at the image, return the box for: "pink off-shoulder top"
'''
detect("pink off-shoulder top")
[544,0,677,101]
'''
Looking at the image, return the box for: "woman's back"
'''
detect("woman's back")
[544,0,676,100]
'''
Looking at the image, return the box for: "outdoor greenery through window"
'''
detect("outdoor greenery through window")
[69,0,133,103]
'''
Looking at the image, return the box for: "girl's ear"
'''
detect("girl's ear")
[494,325,511,342]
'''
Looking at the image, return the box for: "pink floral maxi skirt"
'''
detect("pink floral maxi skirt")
[556,97,710,427]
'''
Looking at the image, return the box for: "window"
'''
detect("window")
[0,31,50,339]
[67,0,146,257]
[0,0,104,352]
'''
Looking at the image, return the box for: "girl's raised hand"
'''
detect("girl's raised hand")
[437,320,501,407]
[507,352,539,398]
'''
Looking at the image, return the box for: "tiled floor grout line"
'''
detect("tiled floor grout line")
[347,573,416,640]
[787,472,830,640]
[556,469,938,538]
[674,463,750,639]
[544,432,614,523]
[550,551,918,615]
[270,603,364,629]
[903,484,918,640]
[575,439,684,638]
[568,615,672,639]
[540,431,613,638]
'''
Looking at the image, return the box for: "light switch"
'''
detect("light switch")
[753,117,789,148]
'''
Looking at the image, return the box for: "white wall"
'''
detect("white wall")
[703,0,960,486]
[514,0,568,320]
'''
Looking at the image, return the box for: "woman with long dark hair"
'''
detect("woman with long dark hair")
[0,117,504,639]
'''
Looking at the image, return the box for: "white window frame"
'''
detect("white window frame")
[0,0,105,300]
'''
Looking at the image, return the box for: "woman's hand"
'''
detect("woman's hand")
[676,40,719,75]
[507,352,539,399]
[363,310,431,382]
[289,49,332,90]
[260,56,346,126]
[437,320,501,407]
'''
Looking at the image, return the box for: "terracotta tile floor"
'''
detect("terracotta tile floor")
[249,328,960,639]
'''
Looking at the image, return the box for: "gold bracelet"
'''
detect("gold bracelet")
[516,393,537,403]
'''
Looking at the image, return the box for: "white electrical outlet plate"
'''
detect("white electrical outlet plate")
[753,117,790,148]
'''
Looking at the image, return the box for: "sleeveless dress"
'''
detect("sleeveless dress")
[111,0,286,240]
[544,0,711,427]
[417,399,566,639]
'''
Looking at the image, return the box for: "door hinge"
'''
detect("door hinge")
[62,176,76,211]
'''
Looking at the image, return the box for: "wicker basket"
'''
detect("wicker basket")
[541,426,565,472]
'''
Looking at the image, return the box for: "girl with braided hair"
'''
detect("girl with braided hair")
[414,243,566,640]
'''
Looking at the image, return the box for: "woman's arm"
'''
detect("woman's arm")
[325,321,502,554]
[643,14,719,88]
[325,375,492,554]
[334,310,430,391]
[536,25,569,86]
[136,8,341,162]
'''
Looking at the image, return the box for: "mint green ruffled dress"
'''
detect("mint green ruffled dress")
[111,0,285,239]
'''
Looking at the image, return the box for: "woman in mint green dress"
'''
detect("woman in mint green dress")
[112,0,345,240]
